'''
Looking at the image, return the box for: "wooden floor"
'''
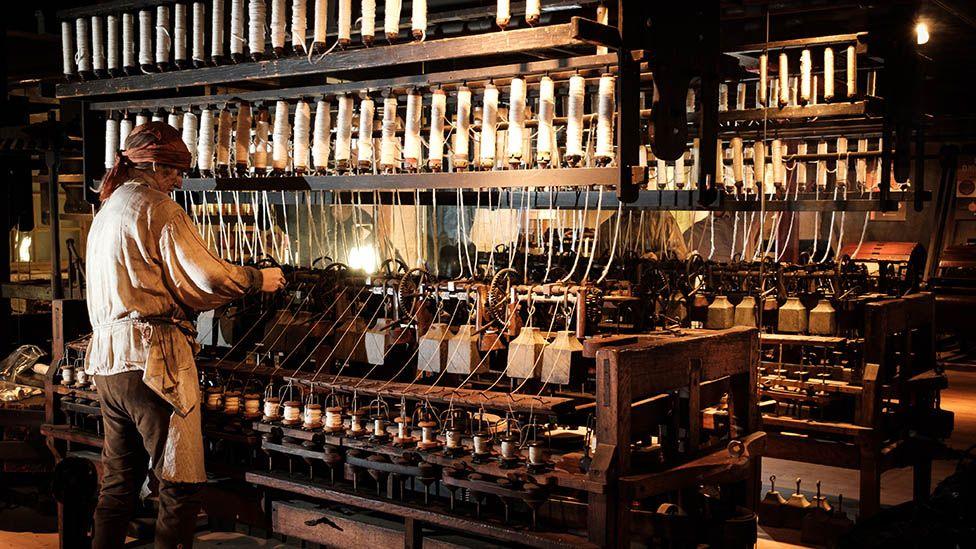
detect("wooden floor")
[3,369,974,548]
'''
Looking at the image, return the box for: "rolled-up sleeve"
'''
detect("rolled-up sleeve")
[159,209,262,311]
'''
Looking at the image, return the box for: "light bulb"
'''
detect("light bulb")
[915,22,930,45]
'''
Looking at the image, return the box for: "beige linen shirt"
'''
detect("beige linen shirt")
[84,180,261,482]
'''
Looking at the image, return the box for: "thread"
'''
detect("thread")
[380,95,398,170]
[846,44,857,97]
[507,78,526,165]
[182,112,200,167]
[272,101,291,171]
[152,112,164,122]
[119,117,133,150]
[314,0,328,45]
[313,99,332,171]
[335,95,354,167]
[76,18,92,73]
[270,0,286,51]
[428,90,445,170]
[122,13,137,68]
[536,76,555,166]
[856,138,868,188]
[525,0,541,24]
[192,2,206,63]
[565,75,585,163]
[172,4,188,64]
[156,5,171,66]
[291,0,307,52]
[718,83,728,112]
[91,16,106,73]
[167,111,183,130]
[62,21,75,76]
[496,0,511,28]
[731,136,744,187]
[211,0,226,59]
[595,74,615,163]
[358,96,376,168]
[796,142,808,186]
[361,0,376,44]
[292,101,311,171]
[230,0,245,56]
[384,0,401,40]
[254,107,271,171]
[248,0,266,57]
[198,108,215,172]
[824,47,834,100]
[235,103,253,167]
[799,49,811,104]
[753,141,765,186]
[105,117,120,169]
[137,113,150,125]
[479,84,499,169]
[404,91,423,169]
[716,138,725,189]
[453,86,472,169]
[217,107,233,168]
[338,0,352,44]
[758,53,767,106]
[675,152,686,188]
[778,51,789,107]
[816,140,828,188]
[836,136,848,186]
[137,10,153,66]
[771,138,784,188]
[411,0,426,40]
[736,82,746,110]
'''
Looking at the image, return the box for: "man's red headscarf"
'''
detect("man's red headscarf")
[100,121,192,201]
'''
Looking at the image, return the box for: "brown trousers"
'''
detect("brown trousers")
[93,371,203,549]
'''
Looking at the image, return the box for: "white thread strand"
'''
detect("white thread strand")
[248,0,267,57]
[824,47,835,100]
[192,2,206,62]
[336,95,354,167]
[272,101,291,171]
[536,76,555,166]
[778,51,789,107]
[62,21,75,76]
[753,140,766,188]
[314,0,328,45]
[271,0,286,50]
[525,0,541,24]
[595,74,615,163]
[800,49,812,104]
[496,0,511,28]
[230,0,245,56]
[566,75,585,162]
[338,0,352,43]
[293,101,311,171]
[404,92,423,169]
[313,99,332,170]
[91,16,106,72]
[254,108,270,170]
[216,107,233,167]
[137,10,153,66]
[453,87,471,169]
[291,0,307,51]
[507,78,526,164]
[122,13,137,68]
[182,112,200,168]
[731,137,744,187]
[411,0,426,40]
[358,96,376,168]
[361,0,376,44]
[235,103,252,167]
[772,138,784,187]
[211,0,226,58]
[119,117,133,150]
[380,95,398,170]
[156,5,171,65]
[173,4,188,63]
[106,14,119,71]
[198,108,215,172]
[428,90,446,170]
[846,44,857,97]
[384,0,401,39]
[479,85,499,168]
[105,118,120,169]
[76,18,92,73]
[758,53,768,105]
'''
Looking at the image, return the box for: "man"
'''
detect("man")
[84,122,284,548]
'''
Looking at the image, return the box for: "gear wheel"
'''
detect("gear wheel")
[487,268,519,325]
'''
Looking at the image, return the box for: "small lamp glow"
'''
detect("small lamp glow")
[348,244,379,273]
[18,235,32,262]
[915,22,930,45]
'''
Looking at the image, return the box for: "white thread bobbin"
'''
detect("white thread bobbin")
[198,108,216,173]
[91,16,106,74]
[156,5,172,67]
[536,76,555,166]
[496,0,511,29]
[525,0,541,25]
[404,91,423,170]
[291,0,307,53]
[136,112,150,125]
[152,111,164,122]
[758,53,768,106]
[380,95,398,170]
[104,117,120,170]
[796,142,808,186]
[313,0,328,49]
[384,0,401,40]
[169,5,188,66]
[800,49,812,104]
[824,47,835,100]
[167,111,183,130]
[655,157,667,189]
[771,138,784,190]
[335,95,354,169]
[211,0,226,60]
[182,112,200,168]
[76,18,93,74]
[216,107,233,169]
[312,99,332,172]
[119,117,134,150]
[731,136,744,188]
[338,0,353,45]
[248,0,267,59]
[565,75,586,165]
[453,86,472,169]
[753,140,766,186]
[479,84,499,169]
[846,44,857,97]
[736,82,747,110]
[192,2,206,64]
[856,138,868,187]
[62,21,76,77]
[272,100,291,172]
[254,107,271,171]
[428,90,446,171]
[778,51,789,107]
[595,74,616,165]
[107,13,120,72]
[293,100,312,173]
[235,103,253,169]
[137,10,153,67]
[411,0,426,40]
[716,138,727,189]
[836,137,848,186]
[816,140,828,188]
[361,0,376,45]
[507,77,526,165]
[270,0,287,53]
[122,13,137,69]
[230,0,245,57]
[358,96,376,169]
[674,151,686,189]
[718,83,728,112]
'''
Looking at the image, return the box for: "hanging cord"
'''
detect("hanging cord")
[596,201,623,283]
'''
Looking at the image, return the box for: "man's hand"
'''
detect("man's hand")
[260,268,286,293]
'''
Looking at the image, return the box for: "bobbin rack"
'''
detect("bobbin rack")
[43,1,942,548]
